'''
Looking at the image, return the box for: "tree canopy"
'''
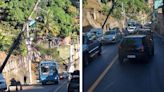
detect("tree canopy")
[0,0,79,55]
[101,0,151,20]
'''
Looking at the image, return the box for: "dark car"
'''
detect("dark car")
[83,32,102,66]
[67,70,79,92]
[118,35,154,63]
[136,28,153,40]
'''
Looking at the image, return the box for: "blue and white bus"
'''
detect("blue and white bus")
[39,60,59,85]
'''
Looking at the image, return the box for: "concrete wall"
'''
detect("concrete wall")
[157,13,164,36]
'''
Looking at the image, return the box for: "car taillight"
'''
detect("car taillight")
[119,46,122,49]
[140,46,144,52]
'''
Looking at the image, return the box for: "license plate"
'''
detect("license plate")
[127,55,136,58]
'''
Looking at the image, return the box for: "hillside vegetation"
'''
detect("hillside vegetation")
[0,0,79,56]
[83,0,151,31]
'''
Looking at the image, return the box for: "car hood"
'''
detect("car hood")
[83,44,88,51]
[104,35,116,38]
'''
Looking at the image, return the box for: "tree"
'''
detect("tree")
[100,0,151,20]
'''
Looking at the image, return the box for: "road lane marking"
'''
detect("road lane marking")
[88,55,118,92]
[54,81,67,92]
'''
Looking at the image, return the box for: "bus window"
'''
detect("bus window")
[41,66,49,74]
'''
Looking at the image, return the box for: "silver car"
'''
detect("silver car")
[102,29,122,44]
[0,73,7,91]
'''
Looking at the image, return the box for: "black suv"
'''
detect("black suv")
[118,35,154,63]
[83,32,102,67]
[136,28,153,40]
[67,70,79,92]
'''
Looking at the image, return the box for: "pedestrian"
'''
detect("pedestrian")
[24,76,27,85]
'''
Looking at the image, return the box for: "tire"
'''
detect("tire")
[149,47,154,57]
[83,55,89,67]
[151,48,154,56]
[42,82,46,85]
[55,80,59,84]
[98,46,102,56]
[119,56,124,64]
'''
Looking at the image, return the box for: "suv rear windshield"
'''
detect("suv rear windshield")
[121,38,143,49]
[105,30,116,35]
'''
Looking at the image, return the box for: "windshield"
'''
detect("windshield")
[83,35,87,44]
[41,65,57,75]
[121,38,143,49]
[41,66,49,74]
[105,31,116,35]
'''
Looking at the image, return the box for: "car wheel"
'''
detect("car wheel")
[83,55,89,67]
[98,46,102,56]
[42,82,46,85]
[55,80,59,84]
[149,47,154,57]
[119,56,124,64]
[151,48,154,56]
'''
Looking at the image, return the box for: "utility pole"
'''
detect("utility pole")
[26,0,40,84]
[26,23,33,84]
[69,44,74,73]
[163,0,164,16]
[102,0,116,29]
[122,2,126,28]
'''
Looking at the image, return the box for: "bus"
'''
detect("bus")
[39,60,59,85]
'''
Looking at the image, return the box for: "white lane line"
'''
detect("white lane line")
[88,55,118,92]
[54,81,67,92]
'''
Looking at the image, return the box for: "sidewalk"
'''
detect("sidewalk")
[8,84,39,92]
[154,31,164,40]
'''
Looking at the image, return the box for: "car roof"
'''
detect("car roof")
[124,35,146,38]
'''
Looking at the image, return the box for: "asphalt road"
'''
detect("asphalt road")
[16,80,68,92]
[83,33,164,92]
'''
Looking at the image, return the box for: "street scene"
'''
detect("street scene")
[0,0,79,92]
[83,0,164,92]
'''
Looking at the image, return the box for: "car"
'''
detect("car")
[67,70,79,92]
[118,35,154,63]
[127,26,137,34]
[102,29,122,44]
[0,73,7,91]
[83,32,102,67]
[90,28,103,41]
[59,71,69,79]
[136,28,154,40]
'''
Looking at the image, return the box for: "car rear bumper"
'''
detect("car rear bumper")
[102,39,116,43]
[120,52,148,60]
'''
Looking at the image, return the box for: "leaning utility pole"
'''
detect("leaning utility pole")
[102,0,116,29]
[0,0,40,76]
[0,30,24,73]
[122,2,126,28]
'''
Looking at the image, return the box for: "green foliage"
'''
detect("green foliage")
[111,0,151,20]
[0,0,79,57]
[0,23,19,51]
[37,45,59,59]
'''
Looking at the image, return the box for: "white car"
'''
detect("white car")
[0,73,7,91]
[127,26,136,33]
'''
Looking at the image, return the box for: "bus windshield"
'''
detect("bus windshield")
[41,66,49,74]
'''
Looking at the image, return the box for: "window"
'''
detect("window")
[41,66,49,73]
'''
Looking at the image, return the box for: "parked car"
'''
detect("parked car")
[102,29,122,44]
[90,28,103,42]
[83,32,102,67]
[0,73,7,91]
[118,35,154,63]
[59,71,69,79]
[67,70,79,92]
[127,26,137,34]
